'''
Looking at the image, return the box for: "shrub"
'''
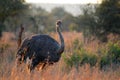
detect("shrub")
[100,42,120,69]
[64,52,97,69]
[64,53,81,69]
[64,39,97,69]
[80,53,97,66]
[100,56,110,69]
[64,39,120,70]
[107,43,120,64]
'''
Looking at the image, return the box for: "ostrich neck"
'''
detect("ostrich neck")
[57,26,64,54]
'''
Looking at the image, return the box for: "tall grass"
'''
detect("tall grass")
[0,32,120,80]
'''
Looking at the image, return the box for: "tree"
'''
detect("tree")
[0,0,27,37]
[79,0,120,42]
[96,0,120,35]
[77,4,98,43]
[51,7,67,19]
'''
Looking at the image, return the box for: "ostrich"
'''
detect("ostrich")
[16,20,65,71]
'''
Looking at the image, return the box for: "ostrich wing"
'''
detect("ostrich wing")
[23,34,61,62]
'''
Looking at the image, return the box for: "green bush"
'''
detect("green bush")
[64,39,120,69]
[107,43,120,63]
[64,52,97,69]
[100,42,120,69]
[64,39,97,69]
[64,53,81,69]
[80,53,97,66]
[100,56,110,69]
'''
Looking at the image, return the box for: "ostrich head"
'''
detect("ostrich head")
[56,20,62,26]
[56,20,62,31]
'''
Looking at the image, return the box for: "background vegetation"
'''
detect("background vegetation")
[0,0,120,80]
[0,0,120,39]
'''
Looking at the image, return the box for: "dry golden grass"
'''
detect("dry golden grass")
[1,62,120,80]
[0,32,120,80]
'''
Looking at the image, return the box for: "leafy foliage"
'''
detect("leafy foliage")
[100,42,120,68]
[0,0,27,37]
[96,0,120,34]
[1,0,120,40]
[64,39,120,70]
[0,0,27,21]
[64,39,97,69]
[78,0,120,42]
